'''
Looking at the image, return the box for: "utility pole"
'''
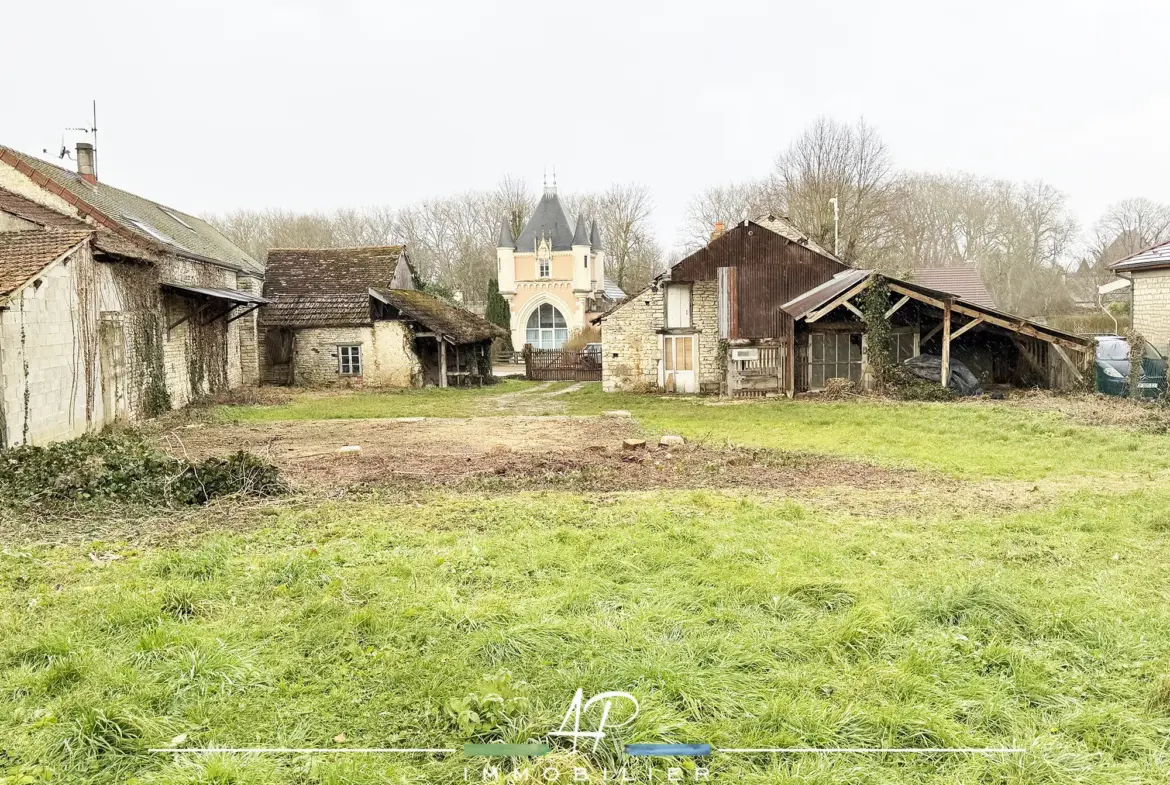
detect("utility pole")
[828,196,839,256]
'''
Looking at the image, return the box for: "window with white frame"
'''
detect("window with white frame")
[525,303,568,349]
[539,258,551,278]
[892,328,918,364]
[665,283,692,329]
[338,344,362,375]
[808,332,863,389]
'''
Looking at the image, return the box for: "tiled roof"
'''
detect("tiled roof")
[0,186,163,264]
[603,275,626,299]
[910,267,996,308]
[1111,239,1170,272]
[755,215,840,262]
[0,229,92,296]
[264,246,405,297]
[260,293,371,328]
[0,145,262,275]
[370,288,506,344]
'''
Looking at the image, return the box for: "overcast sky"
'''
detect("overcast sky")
[3,0,1168,253]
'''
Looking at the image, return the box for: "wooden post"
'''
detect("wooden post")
[439,337,448,388]
[785,331,796,398]
[940,300,951,389]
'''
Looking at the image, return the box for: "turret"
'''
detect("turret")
[590,221,605,292]
[572,215,591,292]
[497,217,516,294]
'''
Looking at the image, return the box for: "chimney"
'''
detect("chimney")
[711,221,725,241]
[76,142,97,184]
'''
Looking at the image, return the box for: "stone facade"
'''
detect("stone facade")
[1131,268,1170,353]
[600,279,720,393]
[289,322,422,387]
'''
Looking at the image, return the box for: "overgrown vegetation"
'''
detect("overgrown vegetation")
[859,275,956,402]
[1124,328,1147,399]
[0,434,286,507]
[485,278,512,352]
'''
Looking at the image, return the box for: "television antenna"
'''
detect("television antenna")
[43,101,98,176]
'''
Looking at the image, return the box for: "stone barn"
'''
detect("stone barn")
[260,246,503,387]
[0,143,265,447]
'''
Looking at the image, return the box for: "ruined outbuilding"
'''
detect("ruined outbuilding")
[0,144,265,447]
[260,246,504,387]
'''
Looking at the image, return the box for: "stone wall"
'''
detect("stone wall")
[1132,269,1170,353]
[293,326,373,386]
[0,244,107,447]
[236,274,262,386]
[370,321,422,386]
[692,281,720,393]
[600,279,721,393]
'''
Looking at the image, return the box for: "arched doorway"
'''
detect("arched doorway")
[525,303,569,349]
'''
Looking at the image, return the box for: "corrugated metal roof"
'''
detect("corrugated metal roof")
[755,215,840,262]
[1111,239,1170,272]
[0,145,262,275]
[161,282,268,304]
[910,267,996,308]
[781,269,871,320]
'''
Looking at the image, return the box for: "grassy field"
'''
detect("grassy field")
[4,384,1170,784]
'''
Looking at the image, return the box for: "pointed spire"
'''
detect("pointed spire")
[572,215,589,246]
[589,220,602,250]
[497,217,515,249]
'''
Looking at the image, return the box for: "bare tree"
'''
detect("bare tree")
[679,180,771,249]
[769,117,898,264]
[566,183,662,293]
[1087,198,1170,274]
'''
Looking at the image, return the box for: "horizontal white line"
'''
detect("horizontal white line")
[148,748,459,754]
[717,748,1027,754]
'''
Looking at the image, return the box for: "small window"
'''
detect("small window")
[585,254,589,268]
[338,344,362,376]
[808,332,863,389]
[539,258,551,278]
[161,208,195,231]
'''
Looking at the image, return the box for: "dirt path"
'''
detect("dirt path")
[482,381,585,415]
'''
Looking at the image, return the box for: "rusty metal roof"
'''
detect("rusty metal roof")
[781,269,872,320]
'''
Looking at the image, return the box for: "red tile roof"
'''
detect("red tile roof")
[0,229,92,296]
[909,267,996,309]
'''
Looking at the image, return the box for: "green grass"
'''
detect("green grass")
[4,489,1170,783]
[213,379,547,422]
[8,385,1170,783]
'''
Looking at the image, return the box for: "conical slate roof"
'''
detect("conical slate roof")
[515,188,575,252]
[572,215,590,246]
[497,217,515,249]
[590,220,602,250]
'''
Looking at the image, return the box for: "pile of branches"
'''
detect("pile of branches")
[0,433,286,507]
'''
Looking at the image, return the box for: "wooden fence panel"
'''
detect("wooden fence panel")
[523,347,602,381]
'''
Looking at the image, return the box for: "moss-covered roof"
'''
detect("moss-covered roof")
[370,288,506,344]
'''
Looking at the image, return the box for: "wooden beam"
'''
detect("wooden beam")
[1012,337,1046,379]
[940,301,951,388]
[842,301,863,318]
[884,295,910,318]
[921,322,943,346]
[805,278,873,323]
[948,317,984,341]
[888,282,948,310]
[1051,343,1084,383]
[439,337,448,388]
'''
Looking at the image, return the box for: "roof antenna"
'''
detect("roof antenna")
[46,100,97,176]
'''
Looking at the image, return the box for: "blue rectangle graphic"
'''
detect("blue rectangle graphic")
[624,743,712,757]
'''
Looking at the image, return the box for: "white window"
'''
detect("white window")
[539,258,551,278]
[665,284,692,329]
[892,329,918,364]
[809,332,862,389]
[338,344,362,375]
[525,303,568,349]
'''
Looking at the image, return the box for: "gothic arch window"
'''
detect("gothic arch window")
[525,303,568,349]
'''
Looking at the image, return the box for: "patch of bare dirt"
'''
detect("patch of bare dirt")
[993,390,1170,432]
[159,415,932,495]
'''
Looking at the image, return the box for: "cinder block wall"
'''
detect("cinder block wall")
[0,245,107,446]
[600,279,720,393]
[1132,269,1170,353]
